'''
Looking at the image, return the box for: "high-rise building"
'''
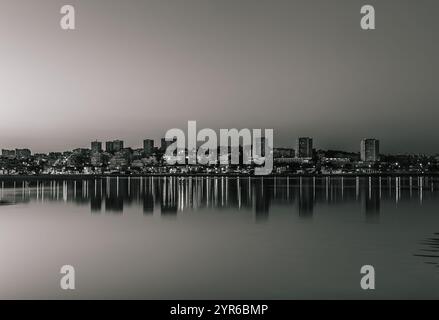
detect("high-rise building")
[113,140,124,152]
[91,141,102,153]
[143,139,154,156]
[106,140,124,153]
[361,139,380,162]
[296,137,313,159]
[106,141,114,153]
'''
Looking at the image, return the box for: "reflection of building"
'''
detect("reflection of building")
[363,178,380,223]
[298,178,314,218]
[0,177,403,225]
[104,179,124,213]
[253,179,270,221]
[105,196,123,212]
[90,180,102,212]
[364,193,380,222]
[361,139,380,162]
[161,178,177,215]
[143,194,154,214]
[143,139,154,156]
[296,137,313,159]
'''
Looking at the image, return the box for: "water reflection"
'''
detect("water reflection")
[415,233,439,268]
[1,176,438,221]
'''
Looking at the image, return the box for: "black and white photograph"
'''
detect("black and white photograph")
[0,0,438,312]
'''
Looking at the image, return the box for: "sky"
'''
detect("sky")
[0,0,438,154]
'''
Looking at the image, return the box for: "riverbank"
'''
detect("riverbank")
[1,173,439,180]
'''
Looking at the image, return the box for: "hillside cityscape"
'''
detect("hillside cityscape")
[1,137,439,176]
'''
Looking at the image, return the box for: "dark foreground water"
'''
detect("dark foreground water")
[0,176,438,299]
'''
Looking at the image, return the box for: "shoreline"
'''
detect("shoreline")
[1,173,439,180]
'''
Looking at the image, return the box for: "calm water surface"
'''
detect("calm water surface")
[0,176,438,299]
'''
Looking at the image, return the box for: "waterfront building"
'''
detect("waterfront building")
[143,139,154,156]
[296,137,313,159]
[106,140,124,153]
[361,139,380,162]
[91,141,102,153]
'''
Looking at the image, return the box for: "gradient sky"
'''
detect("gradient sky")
[0,0,438,154]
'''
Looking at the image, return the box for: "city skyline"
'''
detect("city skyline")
[1,136,382,156]
[1,0,439,154]
[1,134,385,155]
[2,135,439,157]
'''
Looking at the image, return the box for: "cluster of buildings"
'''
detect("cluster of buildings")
[1,136,438,175]
[1,148,32,160]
